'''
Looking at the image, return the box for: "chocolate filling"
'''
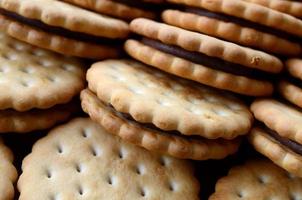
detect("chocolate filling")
[107,104,203,140]
[141,37,275,81]
[286,75,302,89]
[259,122,302,155]
[184,7,302,44]
[0,8,123,45]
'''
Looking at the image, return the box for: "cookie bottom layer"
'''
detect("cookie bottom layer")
[81,89,241,160]
[249,127,302,177]
[0,102,78,133]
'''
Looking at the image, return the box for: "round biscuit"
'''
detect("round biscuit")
[251,99,302,144]
[129,18,283,73]
[125,39,274,96]
[248,128,302,178]
[162,9,301,56]
[0,0,129,38]
[18,118,200,200]
[81,89,241,160]
[87,59,253,139]
[0,15,120,59]
[0,32,85,111]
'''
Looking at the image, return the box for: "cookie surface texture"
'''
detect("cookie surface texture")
[125,18,283,96]
[87,59,253,139]
[81,89,241,160]
[18,118,200,200]
[209,159,302,200]
[278,59,302,108]
[0,0,129,58]
[162,9,301,55]
[0,32,85,111]
[0,138,17,200]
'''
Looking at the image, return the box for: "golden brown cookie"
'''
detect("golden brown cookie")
[86,59,253,139]
[0,138,17,200]
[209,159,302,200]
[81,89,241,160]
[278,58,302,108]
[249,99,302,177]
[242,0,302,18]
[61,0,163,20]
[0,102,78,133]
[0,0,129,58]
[125,18,283,96]
[18,118,200,200]
[0,32,85,111]
[163,0,302,55]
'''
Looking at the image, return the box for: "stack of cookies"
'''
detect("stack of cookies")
[0,0,301,199]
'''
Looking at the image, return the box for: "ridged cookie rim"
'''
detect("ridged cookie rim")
[162,9,301,56]
[81,89,241,160]
[242,0,302,18]
[166,0,302,37]
[251,98,302,144]
[130,18,283,73]
[0,14,120,59]
[125,39,274,96]
[0,0,130,38]
[87,59,253,139]
[249,127,302,177]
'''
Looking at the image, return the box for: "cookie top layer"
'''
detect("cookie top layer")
[251,99,302,144]
[242,0,302,18]
[61,0,156,20]
[0,0,129,39]
[285,58,302,80]
[130,18,283,73]
[81,89,241,160]
[167,0,302,37]
[209,160,302,200]
[0,138,17,200]
[87,59,252,139]
[18,118,200,200]
[0,32,85,111]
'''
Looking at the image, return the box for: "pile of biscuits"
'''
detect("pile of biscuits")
[0,0,301,199]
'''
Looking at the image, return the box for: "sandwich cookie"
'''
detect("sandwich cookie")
[249,99,302,177]
[278,58,302,108]
[0,0,129,59]
[209,160,302,200]
[163,0,302,56]
[0,138,17,200]
[61,0,165,21]
[125,18,283,96]
[0,32,85,133]
[18,118,200,200]
[81,59,253,160]
[242,0,302,19]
